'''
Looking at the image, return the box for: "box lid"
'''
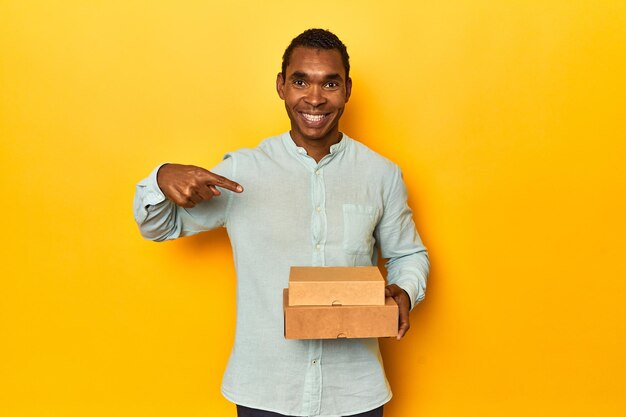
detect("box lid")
[289,266,384,283]
[288,266,385,306]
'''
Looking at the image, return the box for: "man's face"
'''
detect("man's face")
[276,47,352,145]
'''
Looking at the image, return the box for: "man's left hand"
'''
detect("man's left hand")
[385,284,411,340]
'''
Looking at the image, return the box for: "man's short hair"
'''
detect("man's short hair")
[282,28,350,79]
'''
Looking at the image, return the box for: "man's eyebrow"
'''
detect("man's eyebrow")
[289,71,309,80]
[288,72,344,82]
[323,73,343,81]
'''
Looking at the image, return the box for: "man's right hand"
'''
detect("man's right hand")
[156,163,244,208]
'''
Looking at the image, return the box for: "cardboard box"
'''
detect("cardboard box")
[288,266,385,306]
[283,289,398,339]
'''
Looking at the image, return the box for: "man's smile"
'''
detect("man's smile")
[299,112,330,126]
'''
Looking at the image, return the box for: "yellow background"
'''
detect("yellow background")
[1,1,625,416]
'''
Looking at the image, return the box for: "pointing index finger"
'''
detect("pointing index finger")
[204,172,244,193]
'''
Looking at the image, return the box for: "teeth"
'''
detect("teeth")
[302,113,326,122]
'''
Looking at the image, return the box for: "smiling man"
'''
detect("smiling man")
[277,44,351,161]
[134,29,429,417]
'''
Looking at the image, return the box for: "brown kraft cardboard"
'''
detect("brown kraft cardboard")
[283,289,398,339]
[288,266,385,306]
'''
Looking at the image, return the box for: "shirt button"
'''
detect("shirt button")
[312,359,318,364]
[315,170,320,175]
[316,206,321,212]
[316,244,321,250]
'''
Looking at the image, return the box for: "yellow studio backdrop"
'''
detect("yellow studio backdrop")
[1,1,625,416]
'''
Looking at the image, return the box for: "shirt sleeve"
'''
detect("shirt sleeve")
[375,165,429,310]
[133,155,236,242]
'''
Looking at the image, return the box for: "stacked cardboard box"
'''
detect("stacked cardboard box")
[283,266,398,339]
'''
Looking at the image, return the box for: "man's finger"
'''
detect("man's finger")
[385,284,411,340]
[178,195,196,208]
[397,304,410,340]
[205,173,244,193]
[195,186,214,201]
[208,185,221,196]
[189,190,204,205]
[168,189,195,208]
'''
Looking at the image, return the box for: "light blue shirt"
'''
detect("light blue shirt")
[133,132,429,417]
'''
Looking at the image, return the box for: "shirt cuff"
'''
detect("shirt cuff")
[394,280,425,312]
[138,163,170,206]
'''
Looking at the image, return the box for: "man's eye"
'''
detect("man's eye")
[293,80,306,87]
[325,82,339,89]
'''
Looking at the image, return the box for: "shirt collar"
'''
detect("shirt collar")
[281,131,349,159]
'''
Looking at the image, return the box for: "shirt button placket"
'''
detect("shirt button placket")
[312,166,326,413]
[311,168,325,266]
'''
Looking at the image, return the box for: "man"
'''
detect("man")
[134,29,429,417]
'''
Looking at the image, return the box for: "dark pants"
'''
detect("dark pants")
[236,404,383,417]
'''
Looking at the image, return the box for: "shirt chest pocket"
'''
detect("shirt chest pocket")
[342,204,380,255]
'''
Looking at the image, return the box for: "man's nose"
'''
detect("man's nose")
[304,85,326,106]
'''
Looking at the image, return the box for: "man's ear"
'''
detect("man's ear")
[276,72,285,100]
[345,77,352,103]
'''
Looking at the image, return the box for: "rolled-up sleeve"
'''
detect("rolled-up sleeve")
[133,155,236,242]
[375,165,429,310]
